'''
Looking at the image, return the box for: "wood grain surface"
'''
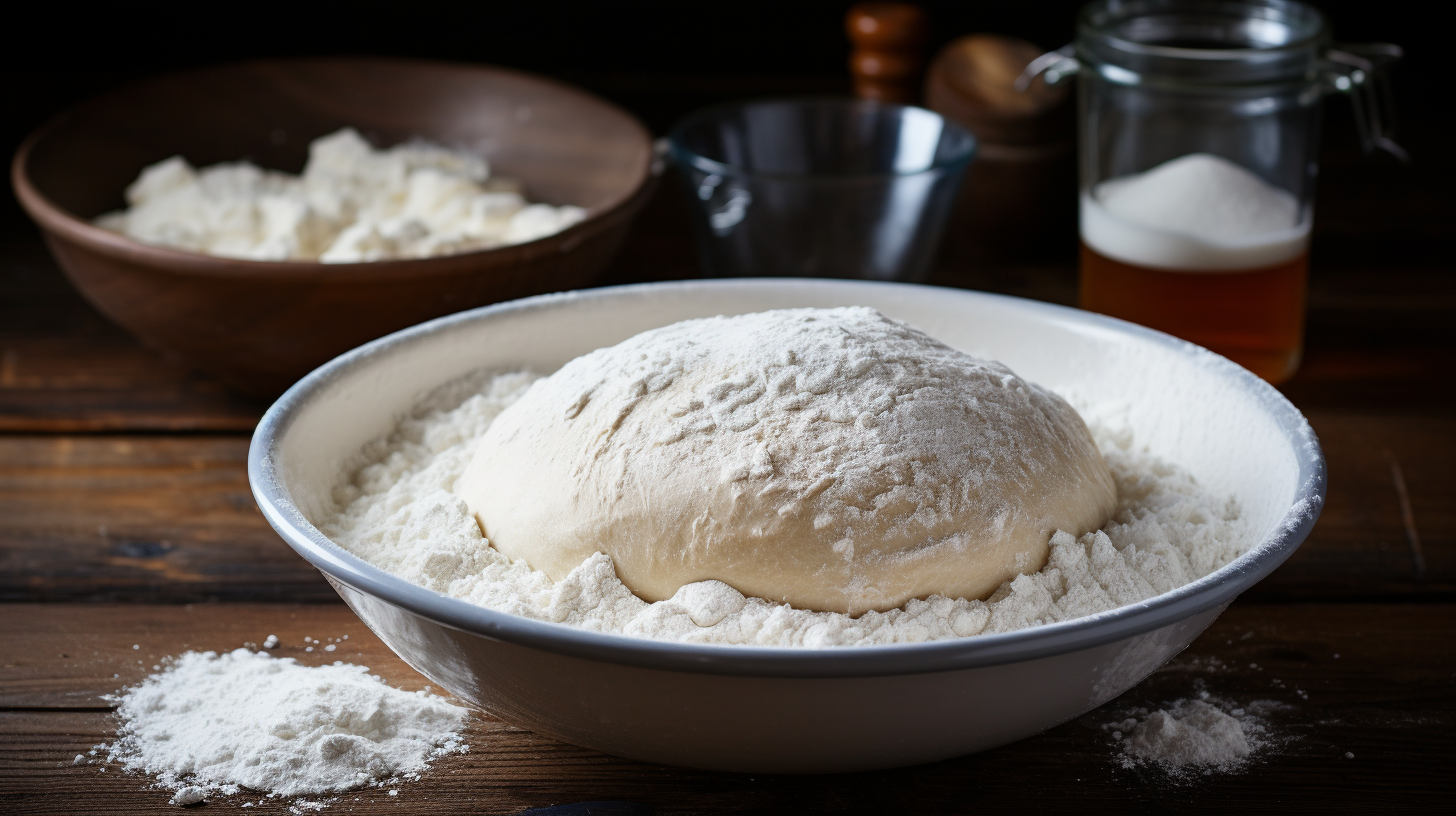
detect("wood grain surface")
[2,603,1452,814]
[2,73,1454,811]
[0,411,1448,605]
[0,242,263,432]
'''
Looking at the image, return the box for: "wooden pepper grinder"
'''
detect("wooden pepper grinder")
[846,3,928,103]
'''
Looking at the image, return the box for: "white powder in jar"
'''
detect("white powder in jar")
[100,649,468,799]
[1080,152,1309,271]
[94,128,586,262]
[321,368,1250,647]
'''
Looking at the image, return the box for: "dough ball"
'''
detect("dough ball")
[455,307,1116,615]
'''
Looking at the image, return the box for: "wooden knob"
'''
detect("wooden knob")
[924,34,1071,145]
[846,3,927,103]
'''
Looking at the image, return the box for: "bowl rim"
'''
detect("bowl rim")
[248,278,1325,679]
[666,96,977,182]
[10,56,656,280]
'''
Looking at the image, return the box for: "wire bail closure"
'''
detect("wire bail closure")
[1017,40,1407,163]
[1324,44,1407,162]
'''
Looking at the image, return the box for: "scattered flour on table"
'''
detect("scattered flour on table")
[99,649,468,802]
[1104,694,1283,777]
[321,370,1249,647]
[169,786,207,806]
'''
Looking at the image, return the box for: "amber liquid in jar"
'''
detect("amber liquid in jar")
[1079,244,1306,383]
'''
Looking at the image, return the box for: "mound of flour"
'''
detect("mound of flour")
[322,371,1247,647]
[1081,153,1308,271]
[1097,153,1300,242]
[95,128,586,263]
[100,649,468,799]
[1105,696,1277,776]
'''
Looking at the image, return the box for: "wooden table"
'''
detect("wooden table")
[2,117,1452,812]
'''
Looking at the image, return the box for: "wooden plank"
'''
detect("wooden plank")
[1246,413,1453,602]
[0,241,263,432]
[1280,344,1456,415]
[0,604,394,708]
[0,603,1451,812]
[0,436,334,603]
[2,408,1450,604]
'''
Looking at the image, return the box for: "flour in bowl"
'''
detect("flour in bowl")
[322,360,1249,647]
[95,128,586,262]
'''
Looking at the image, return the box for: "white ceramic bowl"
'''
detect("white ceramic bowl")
[248,279,1324,773]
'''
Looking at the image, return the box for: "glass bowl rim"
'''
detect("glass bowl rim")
[665,96,977,181]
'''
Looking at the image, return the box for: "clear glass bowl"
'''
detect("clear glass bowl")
[667,98,976,282]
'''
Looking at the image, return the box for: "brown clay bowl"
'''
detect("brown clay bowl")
[12,58,657,398]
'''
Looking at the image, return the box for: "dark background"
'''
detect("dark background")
[2,0,1444,252]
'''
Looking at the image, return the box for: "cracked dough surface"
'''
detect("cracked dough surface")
[455,307,1117,614]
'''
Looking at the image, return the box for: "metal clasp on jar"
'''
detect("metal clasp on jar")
[1322,44,1407,162]
[1016,42,1408,162]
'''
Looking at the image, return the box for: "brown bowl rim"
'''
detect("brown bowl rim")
[11,56,656,280]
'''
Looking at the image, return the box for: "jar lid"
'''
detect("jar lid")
[1077,0,1330,86]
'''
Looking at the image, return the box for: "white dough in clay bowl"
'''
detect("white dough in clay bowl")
[454,307,1118,615]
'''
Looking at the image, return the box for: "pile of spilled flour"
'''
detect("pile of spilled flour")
[1104,695,1276,778]
[94,648,468,806]
[321,369,1249,647]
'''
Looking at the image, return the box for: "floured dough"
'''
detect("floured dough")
[454,307,1117,615]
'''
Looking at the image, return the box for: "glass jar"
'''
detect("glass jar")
[1027,0,1401,382]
